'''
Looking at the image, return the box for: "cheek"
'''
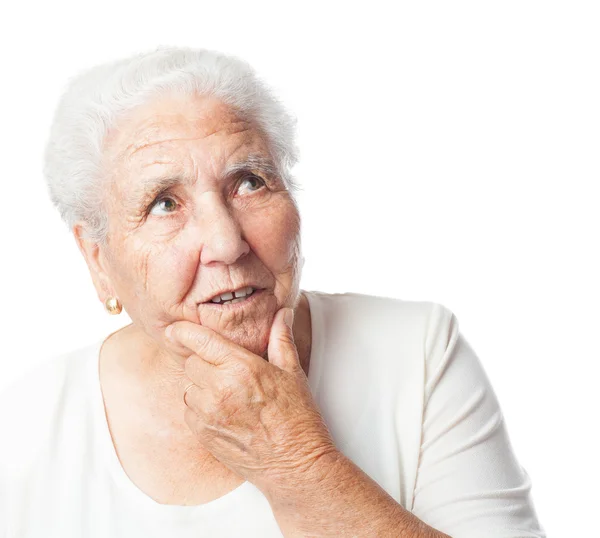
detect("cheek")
[122,236,197,305]
[146,242,199,302]
[248,199,301,268]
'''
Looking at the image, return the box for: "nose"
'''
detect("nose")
[196,191,250,266]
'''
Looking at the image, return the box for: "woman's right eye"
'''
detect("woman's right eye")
[148,196,179,217]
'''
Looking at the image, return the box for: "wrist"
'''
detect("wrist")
[260,446,345,508]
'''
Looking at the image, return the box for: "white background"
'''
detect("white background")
[1,1,598,535]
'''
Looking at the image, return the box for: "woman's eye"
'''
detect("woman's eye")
[148,196,178,216]
[237,174,266,195]
[146,175,266,217]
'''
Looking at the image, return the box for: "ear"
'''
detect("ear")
[73,221,115,305]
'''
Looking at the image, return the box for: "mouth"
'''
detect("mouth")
[200,287,266,310]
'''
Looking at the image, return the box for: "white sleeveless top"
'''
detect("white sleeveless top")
[0,291,546,537]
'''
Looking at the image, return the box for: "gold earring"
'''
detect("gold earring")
[105,296,122,315]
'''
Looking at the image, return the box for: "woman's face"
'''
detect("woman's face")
[89,92,303,359]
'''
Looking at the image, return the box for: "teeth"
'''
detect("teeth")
[234,286,255,298]
[210,286,255,303]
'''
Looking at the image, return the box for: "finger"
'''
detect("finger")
[183,382,202,412]
[167,320,252,367]
[183,380,226,418]
[184,353,216,388]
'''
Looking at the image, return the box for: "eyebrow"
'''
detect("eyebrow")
[128,153,279,209]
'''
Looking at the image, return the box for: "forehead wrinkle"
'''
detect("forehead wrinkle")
[141,159,177,169]
[118,118,254,163]
[120,137,197,163]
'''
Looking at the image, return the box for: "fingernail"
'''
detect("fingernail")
[165,325,174,341]
[284,308,294,329]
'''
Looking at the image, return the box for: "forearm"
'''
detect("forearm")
[263,450,451,538]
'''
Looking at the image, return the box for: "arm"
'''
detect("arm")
[409,304,546,537]
[263,447,452,538]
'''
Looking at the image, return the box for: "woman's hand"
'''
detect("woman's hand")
[164,307,339,493]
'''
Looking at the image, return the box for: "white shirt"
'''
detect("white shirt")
[0,291,546,537]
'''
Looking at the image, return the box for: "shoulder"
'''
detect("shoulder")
[306,289,453,346]
[305,290,460,385]
[0,341,100,480]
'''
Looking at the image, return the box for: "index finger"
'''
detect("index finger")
[166,320,250,367]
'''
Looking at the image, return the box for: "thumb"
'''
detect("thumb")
[267,307,299,372]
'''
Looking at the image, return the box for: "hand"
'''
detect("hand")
[164,307,339,493]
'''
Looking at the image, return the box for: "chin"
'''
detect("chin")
[207,321,271,357]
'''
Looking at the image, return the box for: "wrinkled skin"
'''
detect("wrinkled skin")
[73,92,334,490]
[164,312,337,492]
[83,93,302,359]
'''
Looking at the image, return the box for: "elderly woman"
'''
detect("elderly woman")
[0,46,545,538]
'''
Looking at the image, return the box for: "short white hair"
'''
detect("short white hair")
[43,45,301,244]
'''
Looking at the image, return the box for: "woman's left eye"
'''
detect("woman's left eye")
[237,174,266,195]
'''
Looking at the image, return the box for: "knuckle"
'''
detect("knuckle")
[190,330,209,353]
[205,395,222,417]
[280,333,295,347]
[215,377,237,402]
[229,359,249,378]
[216,348,237,368]
[217,384,236,406]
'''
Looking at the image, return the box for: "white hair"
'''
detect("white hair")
[43,45,301,245]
